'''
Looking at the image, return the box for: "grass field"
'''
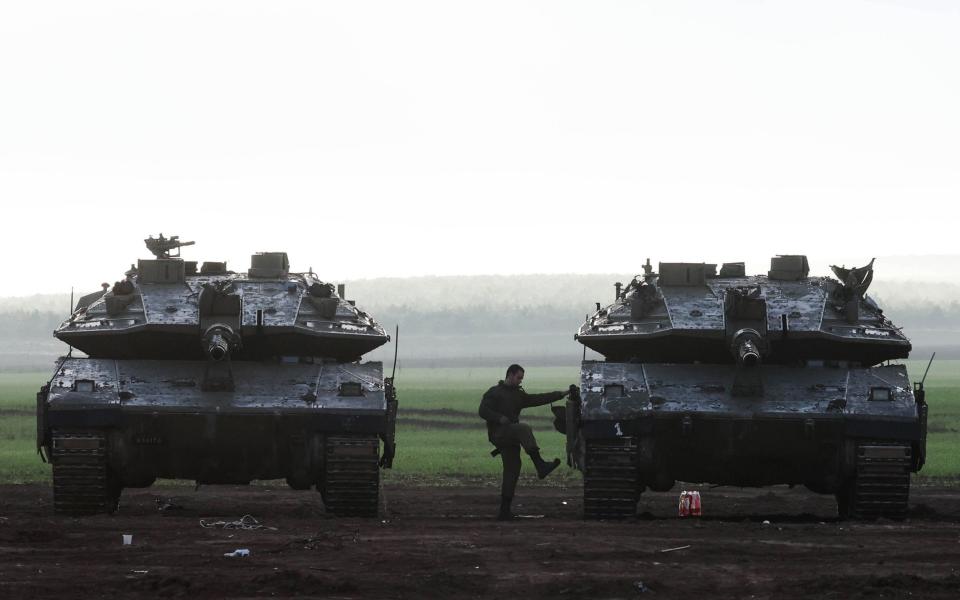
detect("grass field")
[1,360,957,484]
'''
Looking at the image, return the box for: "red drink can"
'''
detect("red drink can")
[678,490,702,517]
[678,491,691,517]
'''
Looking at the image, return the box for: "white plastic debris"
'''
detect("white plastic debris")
[223,549,250,557]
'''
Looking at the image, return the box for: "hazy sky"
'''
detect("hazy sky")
[1,1,958,296]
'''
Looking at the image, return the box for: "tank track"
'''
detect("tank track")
[321,435,380,517]
[50,430,120,516]
[583,437,640,520]
[842,441,912,520]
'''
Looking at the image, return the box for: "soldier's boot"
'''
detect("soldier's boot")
[529,449,561,480]
[497,495,515,521]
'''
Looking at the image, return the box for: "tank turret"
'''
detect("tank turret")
[576,256,910,366]
[54,235,388,361]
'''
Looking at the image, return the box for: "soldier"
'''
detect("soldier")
[479,364,570,520]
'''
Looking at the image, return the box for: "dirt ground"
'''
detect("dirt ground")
[1,481,959,599]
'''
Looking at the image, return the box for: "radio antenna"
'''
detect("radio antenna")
[391,324,399,381]
[920,352,936,387]
[65,287,75,357]
[582,314,588,361]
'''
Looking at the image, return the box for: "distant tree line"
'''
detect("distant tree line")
[881,301,960,329]
[0,310,63,340]
[372,305,582,335]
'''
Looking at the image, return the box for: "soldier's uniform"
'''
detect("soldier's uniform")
[479,380,564,519]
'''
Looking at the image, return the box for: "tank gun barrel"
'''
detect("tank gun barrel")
[202,324,239,362]
[737,338,760,367]
[730,328,764,368]
[206,333,230,361]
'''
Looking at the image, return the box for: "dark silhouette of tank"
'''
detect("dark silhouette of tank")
[555,256,928,520]
[37,235,397,517]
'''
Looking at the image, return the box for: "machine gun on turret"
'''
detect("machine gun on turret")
[144,233,195,259]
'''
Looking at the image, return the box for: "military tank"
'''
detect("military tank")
[556,256,928,520]
[36,234,397,517]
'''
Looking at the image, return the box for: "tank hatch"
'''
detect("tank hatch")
[768,255,809,281]
[249,252,289,278]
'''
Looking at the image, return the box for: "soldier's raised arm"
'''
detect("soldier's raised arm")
[518,388,566,409]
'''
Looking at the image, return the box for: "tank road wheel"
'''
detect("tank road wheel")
[321,435,380,517]
[583,437,640,520]
[838,441,912,520]
[51,430,121,516]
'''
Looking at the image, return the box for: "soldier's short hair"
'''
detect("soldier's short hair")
[506,364,524,377]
